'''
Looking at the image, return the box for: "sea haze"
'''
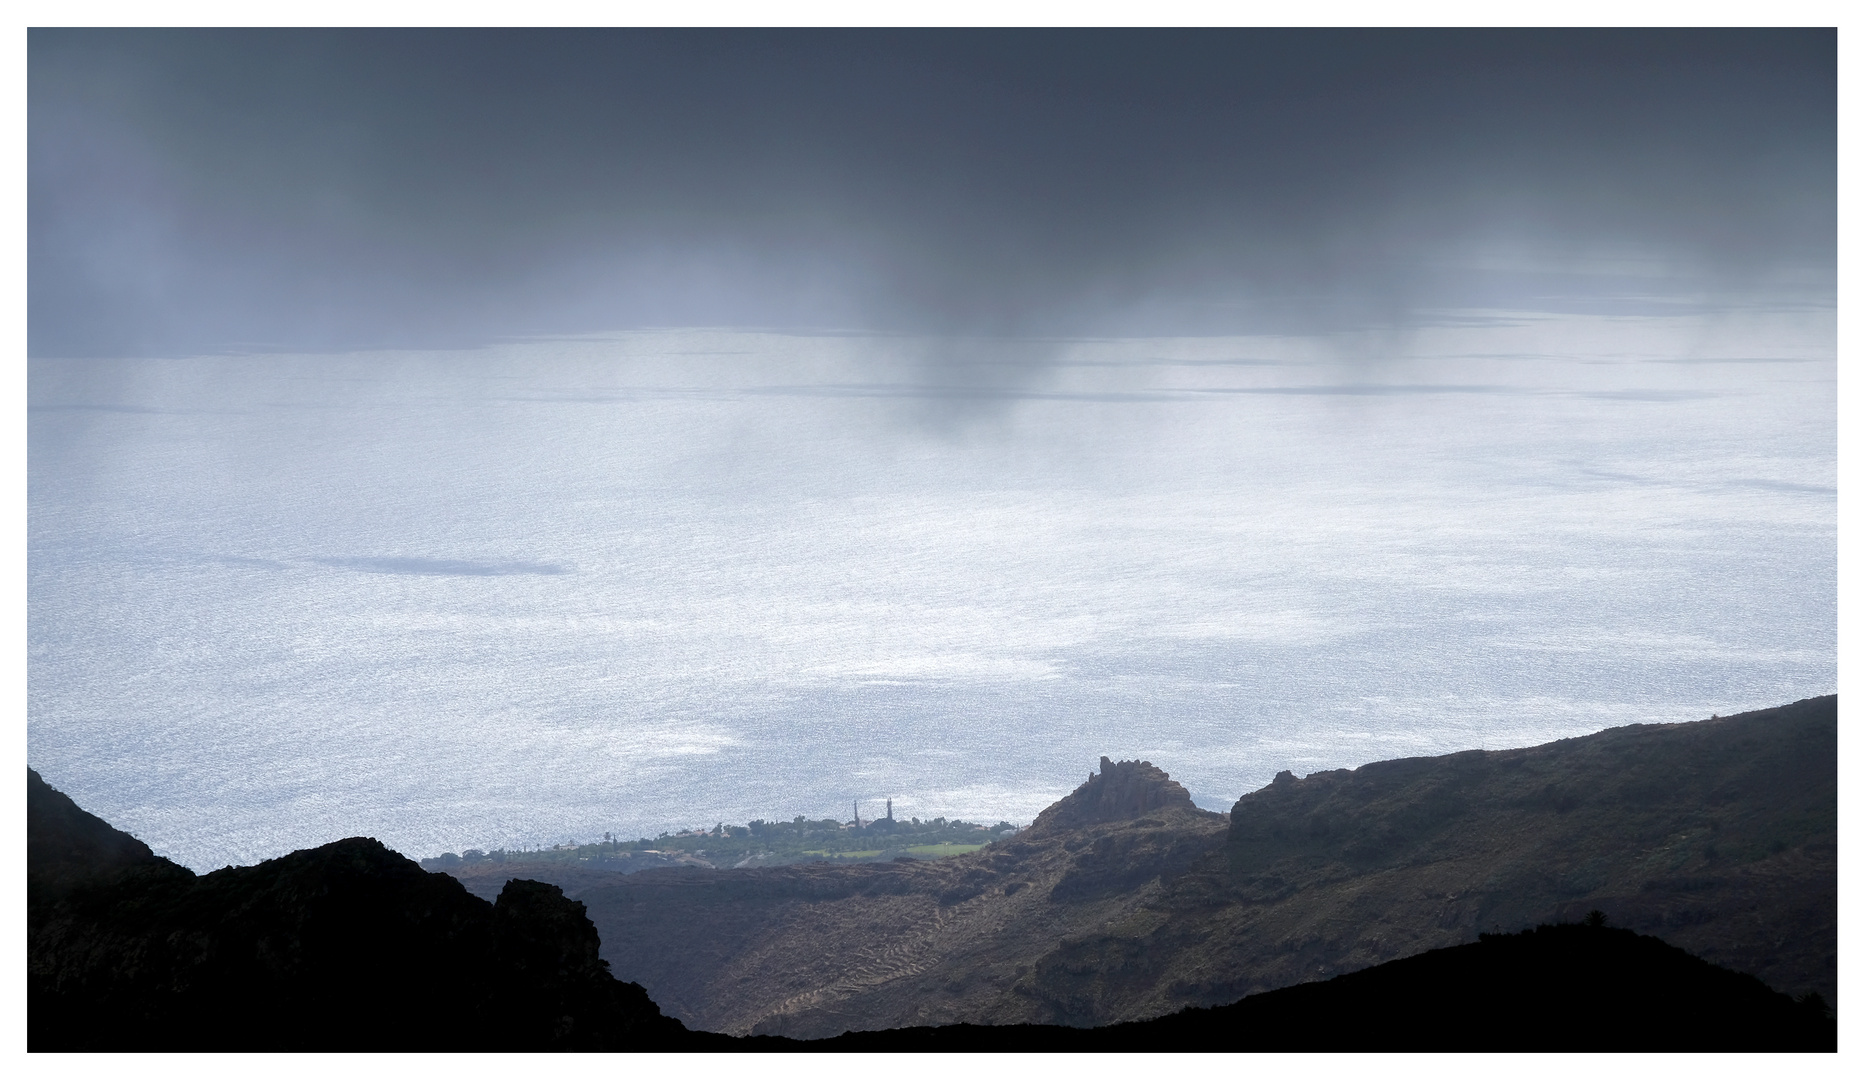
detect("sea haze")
[27,310,1834,870]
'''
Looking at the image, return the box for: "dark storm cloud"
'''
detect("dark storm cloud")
[29,29,1835,358]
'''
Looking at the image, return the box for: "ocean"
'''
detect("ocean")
[28,309,1835,870]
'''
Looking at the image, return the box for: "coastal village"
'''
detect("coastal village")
[422,799,1022,873]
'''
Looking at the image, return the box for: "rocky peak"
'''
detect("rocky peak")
[1028,757,1195,834]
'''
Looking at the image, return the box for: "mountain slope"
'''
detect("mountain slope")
[1210,694,1837,1011]
[460,697,1835,1037]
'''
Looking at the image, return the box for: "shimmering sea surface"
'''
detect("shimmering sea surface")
[28,310,1835,870]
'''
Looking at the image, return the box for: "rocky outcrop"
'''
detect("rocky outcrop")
[27,771,689,1051]
[1026,757,1195,834]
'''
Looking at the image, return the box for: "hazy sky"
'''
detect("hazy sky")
[30,29,1835,357]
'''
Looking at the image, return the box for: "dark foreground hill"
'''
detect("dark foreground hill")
[455,697,1836,1036]
[27,769,687,1051]
[786,921,1835,1051]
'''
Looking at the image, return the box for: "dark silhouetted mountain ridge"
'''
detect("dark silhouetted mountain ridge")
[27,770,686,1051]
